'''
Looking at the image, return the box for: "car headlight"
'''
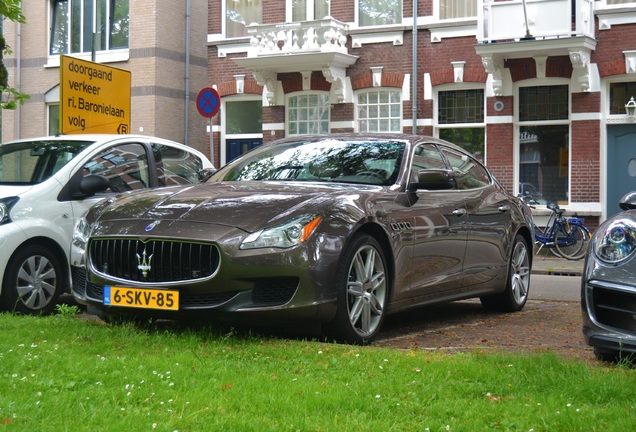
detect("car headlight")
[0,197,19,225]
[240,214,323,250]
[594,218,636,264]
[72,215,91,250]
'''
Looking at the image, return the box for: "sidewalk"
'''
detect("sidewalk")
[531,252,585,276]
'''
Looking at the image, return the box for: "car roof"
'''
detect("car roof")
[263,133,466,152]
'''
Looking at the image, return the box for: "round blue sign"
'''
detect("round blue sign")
[196,87,220,118]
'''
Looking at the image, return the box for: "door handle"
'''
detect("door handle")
[498,204,511,212]
[452,208,467,216]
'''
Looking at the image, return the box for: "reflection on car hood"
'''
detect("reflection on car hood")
[94,181,366,232]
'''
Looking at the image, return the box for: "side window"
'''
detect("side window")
[411,144,448,171]
[83,143,148,193]
[441,147,490,190]
[153,144,203,186]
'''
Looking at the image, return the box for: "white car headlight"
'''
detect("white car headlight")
[72,215,91,250]
[0,197,19,225]
[240,214,323,250]
[594,218,636,264]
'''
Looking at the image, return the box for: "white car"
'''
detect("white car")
[0,134,214,314]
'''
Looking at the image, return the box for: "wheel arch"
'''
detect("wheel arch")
[6,237,71,293]
[348,222,395,294]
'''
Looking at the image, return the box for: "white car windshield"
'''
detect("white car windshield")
[0,140,92,185]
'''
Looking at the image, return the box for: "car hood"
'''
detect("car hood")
[0,184,34,197]
[92,181,371,232]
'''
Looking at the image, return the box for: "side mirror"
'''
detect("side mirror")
[79,174,110,196]
[410,169,457,191]
[619,191,636,211]
[198,168,217,183]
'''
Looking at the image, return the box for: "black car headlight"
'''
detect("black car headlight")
[0,197,19,225]
[240,214,323,250]
[594,218,636,264]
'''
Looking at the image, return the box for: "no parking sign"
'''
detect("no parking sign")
[196,87,220,118]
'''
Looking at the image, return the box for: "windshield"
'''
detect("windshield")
[0,140,93,185]
[213,138,406,186]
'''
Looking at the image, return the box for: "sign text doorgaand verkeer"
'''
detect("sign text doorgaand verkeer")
[60,55,131,134]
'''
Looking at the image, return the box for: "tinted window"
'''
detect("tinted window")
[83,143,148,193]
[441,147,490,190]
[152,144,203,186]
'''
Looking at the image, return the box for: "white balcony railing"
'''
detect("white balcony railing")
[245,17,349,57]
[477,0,595,43]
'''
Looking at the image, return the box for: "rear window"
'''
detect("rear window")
[0,140,92,185]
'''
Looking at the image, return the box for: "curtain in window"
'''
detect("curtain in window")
[359,0,402,26]
[226,0,263,38]
[440,0,477,20]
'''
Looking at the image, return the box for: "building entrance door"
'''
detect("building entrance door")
[607,125,636,217]
[226,139,262,163]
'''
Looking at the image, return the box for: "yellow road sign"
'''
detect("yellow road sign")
[60,55,131,134]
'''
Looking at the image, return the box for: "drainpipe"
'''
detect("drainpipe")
[184,0,191,145]
[412,0,418,134]
[15,19,21,139]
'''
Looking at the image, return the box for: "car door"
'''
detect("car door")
[389,143,468,300]
[439,146,512,288]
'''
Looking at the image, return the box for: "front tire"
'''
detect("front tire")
[325,234,388,344]
[1,244,64,315]
[481,234,530,312]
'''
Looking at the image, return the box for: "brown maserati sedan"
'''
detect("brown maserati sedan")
[71,133,534,344]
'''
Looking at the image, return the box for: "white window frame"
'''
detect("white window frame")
[435,0,478,21]
[286,92,331,135]
[355,88,403,133]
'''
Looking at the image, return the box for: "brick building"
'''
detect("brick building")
[4,1,636,225]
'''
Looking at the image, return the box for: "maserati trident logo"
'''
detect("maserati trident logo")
[136,249,153,277]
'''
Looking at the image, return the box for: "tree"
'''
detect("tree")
[0,0,29,109]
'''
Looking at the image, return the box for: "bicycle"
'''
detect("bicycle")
[528,202,592,260]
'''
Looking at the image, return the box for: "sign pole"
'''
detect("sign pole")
[210,118,214,165]
[196,87,221,167]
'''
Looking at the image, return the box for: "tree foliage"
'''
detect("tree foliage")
[1,0,29,110]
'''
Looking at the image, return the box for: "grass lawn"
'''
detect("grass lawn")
[1,309,635,431]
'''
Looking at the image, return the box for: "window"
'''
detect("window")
[609,82,636,115]
[439,0,478,19]
[48,105,60,136]
[50,0,129,55]
[357,89,402,133]
[226,101,262,134]
[358,0,402,26]
[438,89,485,161]
[288,93,330,135]
[440,147,490,189]
[518,86,570,205]
[226,0,262,38]
[292,0,330,21]
[83,143,148,193]
[152,144,204,186]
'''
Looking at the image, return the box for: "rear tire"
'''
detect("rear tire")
[481,234,530,312]
[325,234,388,344]
[1,244,64,315]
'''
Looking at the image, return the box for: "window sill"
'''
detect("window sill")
[45,50,130,68]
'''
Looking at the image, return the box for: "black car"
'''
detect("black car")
[72,133,534,343]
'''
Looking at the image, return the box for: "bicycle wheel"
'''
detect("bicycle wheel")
[555,224,590,260]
